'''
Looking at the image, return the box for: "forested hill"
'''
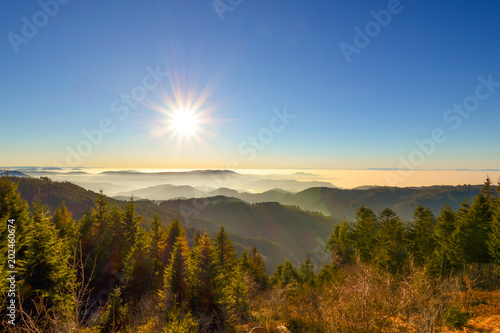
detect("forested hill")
[5,177,316,272]
[226,185,484,222]
[161,198,336,263]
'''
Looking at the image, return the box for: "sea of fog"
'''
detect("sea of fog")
[9,167,499,196]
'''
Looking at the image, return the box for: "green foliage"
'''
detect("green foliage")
[22,202,73,315]
[222,266,250,325]
[163,307,198,333]
[441,304,469,329]
[240,247,268,290]
[488,202,500,263]
[100,287,128,332]
[0,176,32,288]
[407,205,437,266]
[374,208,406,273]
[52,203,78,249]
[325,219,352,265]
[271,260,300,287]
[122,227,154,303]
[351,206,378,262]
[433,205,457,272]
[298,257,316,285]
[160,233,191,308]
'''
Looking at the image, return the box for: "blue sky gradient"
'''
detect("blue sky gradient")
[1,0,499,170]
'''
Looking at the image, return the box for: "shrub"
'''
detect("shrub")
[441,305,469,329]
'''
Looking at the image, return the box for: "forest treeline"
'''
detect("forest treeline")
[1,176,500,332]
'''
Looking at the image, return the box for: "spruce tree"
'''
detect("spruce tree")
[159,218,185,277]
[374,208,406,273]
[465,192,493,263]
[160,233,191,308]
[351,206,378,262]
[447,200,470,267]
[150,215,167,290]
[298,257,316,285]
[22,203,73,314]
[325,219,353,265]
[488,195,500,263]
[222,265,250,325]
[52,203,78,249]
[407,205,436,266]
[0,176,32,289]
[271,260,300,287]
[188,232,217,315]
[214,226,237,280]
[122,227,154,303]
[434,205,457,272]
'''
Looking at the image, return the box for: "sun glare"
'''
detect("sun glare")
[170,109,198,137]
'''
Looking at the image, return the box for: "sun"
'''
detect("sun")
[169,109,199,137]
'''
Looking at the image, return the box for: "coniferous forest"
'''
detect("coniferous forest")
[1,176,500,332]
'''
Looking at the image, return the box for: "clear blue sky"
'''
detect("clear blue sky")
[1,0,499,170]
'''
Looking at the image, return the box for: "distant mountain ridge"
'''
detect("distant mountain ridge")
[117,183,484,221]
[5,177,331,272]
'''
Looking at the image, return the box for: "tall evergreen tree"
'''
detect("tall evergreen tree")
[447,200,471,266]
[213,226,237,280]
[240,247,268,290]
[481,176,496,201]
[0,176,32,290]
[271,260,300,287]
[464,192,493,263]
[122,226,154,303]
[407,205,436,266]
[351,206,378,262]
[188,232,217,315]
[325,219,353,265]
[150,215,167,290]
[222,265,250,325]
[433,205,457,272]
[160,233,191,308]
[488,193,500,263]
[374,208,406,273]
[159,218,185,275]
[22,203,73,314]
[52,203,78,249]
[120,199,142,252]
[298,257,316,285]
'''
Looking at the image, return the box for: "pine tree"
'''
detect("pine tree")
[248,247,268,289]
[120,199,142,253]
[325,219,353,265]
[159,218,185,276]
[52,203,78,249]
[488,194,500,263]
[240,247,268,290]
[122,227,154,303]
[188,232,217,315]
[464,192,493,263]
[374,208,406,273]
[0,176,32,289]
[214,226,237,280]
[271,260,300,287]
[160,233,191,309]
[407,205,436,266]
[298,257,316,285]
[150,215,167,290]
[351,206,378,262]
[222,265,250,325]
[481,176,496,201]
[447,200,470,267]
[78,192,117,296]
[434,205,457,272]
[22,203,73,314]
